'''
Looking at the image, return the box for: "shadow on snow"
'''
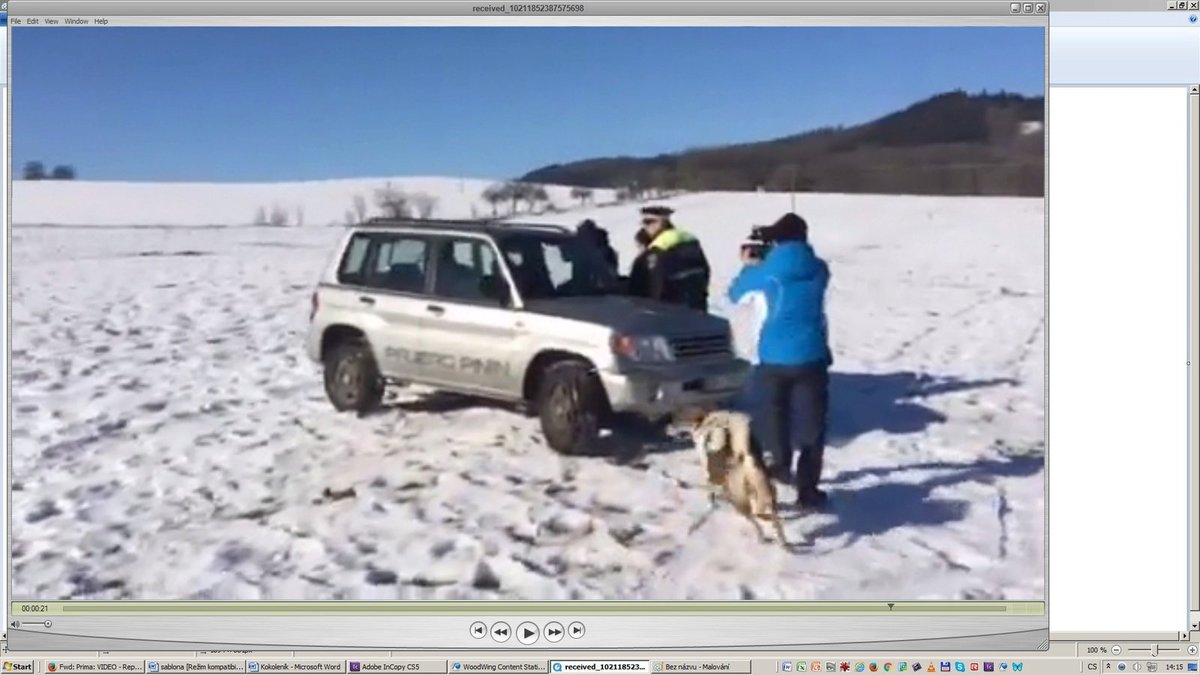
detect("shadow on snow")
[803,451,1043,545]
[728,369,1019,448]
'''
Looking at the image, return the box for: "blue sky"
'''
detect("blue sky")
[13,26,1045,182]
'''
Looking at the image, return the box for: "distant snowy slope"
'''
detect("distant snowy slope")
[11,177,614,227]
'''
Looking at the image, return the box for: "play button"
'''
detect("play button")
[544,622,564,643]
[517,622,539,645]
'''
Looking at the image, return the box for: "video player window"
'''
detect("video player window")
[5,0,1194,658]
[9,25,1046,592]
[8,23,1047,606]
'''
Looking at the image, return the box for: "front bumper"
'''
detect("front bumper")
[598,358,752,418]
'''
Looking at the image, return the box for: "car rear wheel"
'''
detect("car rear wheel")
[324,340,384,414]
[536,360,607,455]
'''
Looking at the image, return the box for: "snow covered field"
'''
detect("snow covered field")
[8,179,1046,601]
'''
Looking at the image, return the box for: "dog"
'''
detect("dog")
[686,409,790,547]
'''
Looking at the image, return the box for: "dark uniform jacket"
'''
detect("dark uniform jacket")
[641,227,710,312]
[596,232,619,273]
[627,249,650,298]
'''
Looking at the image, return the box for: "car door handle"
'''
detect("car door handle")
[359,296,376,306]
[426,304,445,315]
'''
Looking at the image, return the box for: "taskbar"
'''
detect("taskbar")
[0,655,1197,675]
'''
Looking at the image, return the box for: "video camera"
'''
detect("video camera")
[740,225,774,260]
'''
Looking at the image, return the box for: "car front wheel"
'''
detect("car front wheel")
[537,360,607,455]
[323,339,384,414]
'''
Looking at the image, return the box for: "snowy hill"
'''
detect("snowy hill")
[9,178,1046,601]
[521,91,1045,197]
[11,177,613,227]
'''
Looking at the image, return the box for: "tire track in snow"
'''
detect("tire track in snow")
[1004,315,1045,377]
[885,292,995,362]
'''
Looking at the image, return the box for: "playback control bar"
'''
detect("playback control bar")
[470,621,586,645]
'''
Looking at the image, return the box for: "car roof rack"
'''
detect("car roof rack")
[355,217,573,234]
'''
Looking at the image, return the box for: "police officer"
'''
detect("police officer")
[638,205,711,312]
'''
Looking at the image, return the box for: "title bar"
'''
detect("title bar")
[9,1,1036,17]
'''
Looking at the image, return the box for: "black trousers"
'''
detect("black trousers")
[757,363,829,498]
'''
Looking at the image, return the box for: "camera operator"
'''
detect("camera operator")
[741,226,771,263]
[726,226,776,470]
[729,228,769,362]
[727,212,833,511]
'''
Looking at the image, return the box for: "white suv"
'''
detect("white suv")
[306,218,750,454]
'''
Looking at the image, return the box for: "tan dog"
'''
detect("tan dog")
[689,410,790,547]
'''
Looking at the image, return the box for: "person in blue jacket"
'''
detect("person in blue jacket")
[727,212,832,509]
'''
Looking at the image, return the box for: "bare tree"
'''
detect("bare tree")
[504,182,528,215]
[345,210,357,226]
[294,206,305,227]
[268,203,289,227]
[51,165,77,180]
[498,182,516,215]
[570,186,594,206]
[375,183,411,218]
[526,185,550,213]
[352,194,368,222]
[410,192,438,219]
[23,161,47,180]
[253,206,269,226]
[482,184,507,217]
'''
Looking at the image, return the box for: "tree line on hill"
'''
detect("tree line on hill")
[475,181,678,218]
[519,91,1045,198]
[480,181,552,216]
[22,161,77,180]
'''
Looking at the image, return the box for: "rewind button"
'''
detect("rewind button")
[491,622,511,643]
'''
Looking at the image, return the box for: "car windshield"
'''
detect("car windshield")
[497,231,622,300]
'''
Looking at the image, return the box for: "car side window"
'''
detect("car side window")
[365,234,430,294]
[432,237,504,303]
[542,241,574,288]
[337,233,373,285]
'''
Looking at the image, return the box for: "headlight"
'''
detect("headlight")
[610,334,674,362]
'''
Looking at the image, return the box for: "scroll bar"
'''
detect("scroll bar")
[1191,83,1200,627]
[1,80,8,637]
